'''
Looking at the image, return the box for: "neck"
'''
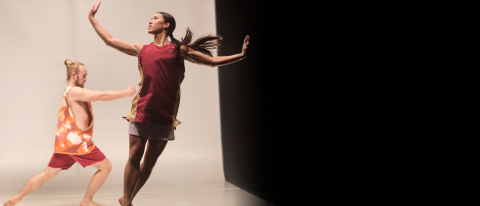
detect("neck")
[67,80,80,88]
[67,81,76,87]
[153,31,170,46]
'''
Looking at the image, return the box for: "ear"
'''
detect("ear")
[164,22,170,29]
[71,72,77,80]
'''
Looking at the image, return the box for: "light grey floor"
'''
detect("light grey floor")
[0,181,273,206]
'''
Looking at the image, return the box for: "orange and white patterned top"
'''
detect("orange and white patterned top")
[54,87,95,155]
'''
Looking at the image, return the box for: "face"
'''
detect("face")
[74,65,87,88]
[148,13,169,34]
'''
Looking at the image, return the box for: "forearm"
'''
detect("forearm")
[211,53,246,67]
[98,90,127,101]
[89,17,113,45]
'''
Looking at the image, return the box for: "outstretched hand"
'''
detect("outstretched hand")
[88,0,102,19]
[241,35,250,56]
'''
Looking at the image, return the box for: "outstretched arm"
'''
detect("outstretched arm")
[185,35,250,67]
[88,0,143,56]
[69,86,136,102]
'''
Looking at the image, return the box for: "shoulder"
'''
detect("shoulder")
[68,87,83,97]
[134,42,153,57]
[134,43,145,51]
[69,86,83,93]
[68,87,89,100]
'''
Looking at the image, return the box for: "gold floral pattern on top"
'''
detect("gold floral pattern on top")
[54,87,95,155]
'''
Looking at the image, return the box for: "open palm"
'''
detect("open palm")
[88,0,102,18]
[242,35,250,56]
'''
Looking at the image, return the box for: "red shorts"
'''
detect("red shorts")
[48,146,106,170]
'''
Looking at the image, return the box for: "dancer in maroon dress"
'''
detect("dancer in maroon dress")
[88,1,249,206]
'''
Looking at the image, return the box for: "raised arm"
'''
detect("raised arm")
[88,0,143,56]
[185,35,250,67]
[69,86,136,102]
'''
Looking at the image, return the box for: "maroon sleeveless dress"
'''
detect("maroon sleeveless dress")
[125,42,185,131]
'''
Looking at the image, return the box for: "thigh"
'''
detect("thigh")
[45,166,62,177]
[129,134,148,159]
[144,139,168,162]
[42,166,62,181]
[89,158,111,171]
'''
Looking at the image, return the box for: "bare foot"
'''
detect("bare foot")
[80,199,104,206]
[3,200,13,206]
[3,197,17,206]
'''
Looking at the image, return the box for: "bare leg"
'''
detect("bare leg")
[122,135,148,206]
[119,139,168,205]
[4,167,61,206]
[80,158,112,206]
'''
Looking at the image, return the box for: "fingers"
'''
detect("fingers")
[244,35,250,44]
[241,35,249,56]
[89,4,95,17]
[89,4,96,18]
[96,0,102,11]
[244,35,250,46]
[91,0,101,12]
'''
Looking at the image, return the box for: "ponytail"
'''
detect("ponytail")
[158,12,221,57]
[175,27,222,57]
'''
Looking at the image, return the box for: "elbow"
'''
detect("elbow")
[98,94,108,101]
[104,38,115,47]
[197,61,216,67]
[208,60,220,67]
[92,93,106,102]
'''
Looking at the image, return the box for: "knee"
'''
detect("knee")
[128,151,144,162]
[41,172,51,181]
[43,167,60,180]
[102,158,113,173]
[106,159,113,173]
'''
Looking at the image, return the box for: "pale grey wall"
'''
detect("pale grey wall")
[0,0,222,191]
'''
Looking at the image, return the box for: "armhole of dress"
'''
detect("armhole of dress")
[65,87,75,128]
[66,87,94,132]
[137,44,147,71]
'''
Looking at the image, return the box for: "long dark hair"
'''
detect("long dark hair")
[159,12,222,57]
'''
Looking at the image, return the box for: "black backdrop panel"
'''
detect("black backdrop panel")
[215,0,281,205]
